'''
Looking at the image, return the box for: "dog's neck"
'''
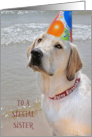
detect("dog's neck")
[37,70,79,98]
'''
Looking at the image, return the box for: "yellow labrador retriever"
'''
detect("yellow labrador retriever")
[27,33,91,136]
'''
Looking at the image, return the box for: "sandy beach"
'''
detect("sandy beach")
[1,110,52,136]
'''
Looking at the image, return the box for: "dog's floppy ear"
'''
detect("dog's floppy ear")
[27,40,36,58]
[66,44,82,81]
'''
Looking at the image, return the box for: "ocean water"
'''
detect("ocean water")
[1,11,91,121]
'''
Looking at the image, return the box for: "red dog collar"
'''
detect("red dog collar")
[49,78,80,100]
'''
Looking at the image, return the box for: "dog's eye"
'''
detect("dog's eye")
[38,38,42,43]
[55,44,63,49]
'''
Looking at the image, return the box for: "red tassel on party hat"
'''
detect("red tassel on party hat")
[47,11,72,42]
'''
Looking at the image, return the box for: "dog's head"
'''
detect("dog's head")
[27,33,82,81]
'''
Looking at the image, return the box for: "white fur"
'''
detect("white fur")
[40,72,91,136]
[27,33,91,136]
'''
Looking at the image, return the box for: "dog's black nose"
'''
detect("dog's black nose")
[31,48,43,58]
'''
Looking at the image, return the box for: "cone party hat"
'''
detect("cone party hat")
[47,11,72,42]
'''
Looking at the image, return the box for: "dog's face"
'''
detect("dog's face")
[27,33,82,81]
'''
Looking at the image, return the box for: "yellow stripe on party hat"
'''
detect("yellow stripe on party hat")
[47,11,72,42]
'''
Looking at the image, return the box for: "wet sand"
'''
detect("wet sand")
[1,111,52,136]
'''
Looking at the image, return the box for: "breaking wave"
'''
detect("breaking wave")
[1,23,91,46]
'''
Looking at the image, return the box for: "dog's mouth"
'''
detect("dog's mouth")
[28,63,41,72]
[27,57,42,71]
[27,60,54,76]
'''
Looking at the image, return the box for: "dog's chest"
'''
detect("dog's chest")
[41,93,91,136]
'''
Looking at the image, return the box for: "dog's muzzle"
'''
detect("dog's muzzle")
[30,48,43,67]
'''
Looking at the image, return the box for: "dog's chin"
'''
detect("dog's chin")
[27,63,54,76]
[27,63,40,72]
[31,65,40,72]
